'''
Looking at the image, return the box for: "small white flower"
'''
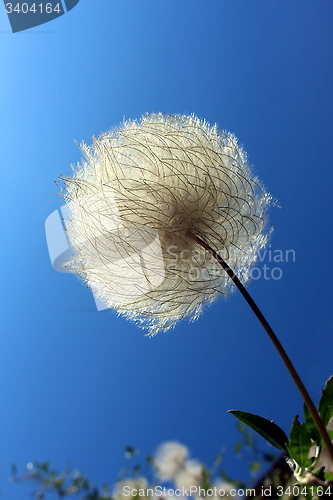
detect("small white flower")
[61,113,271,334]
[154,442,189,481]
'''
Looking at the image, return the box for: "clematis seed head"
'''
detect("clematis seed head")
[60,113,271,335]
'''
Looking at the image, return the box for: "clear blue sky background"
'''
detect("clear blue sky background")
[1,0,333,497]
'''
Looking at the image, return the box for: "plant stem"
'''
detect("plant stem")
[186,231,333,463]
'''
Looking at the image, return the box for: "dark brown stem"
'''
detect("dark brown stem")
[186,231,333,464]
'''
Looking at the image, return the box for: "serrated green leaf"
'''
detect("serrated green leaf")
[318,376,333,427]
[286,416,312,469]
[303,403,321,444]
[228,410,289,452]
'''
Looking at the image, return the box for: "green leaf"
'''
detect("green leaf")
[286,416,312,469]
[303,403,321,444]
[228,410,289,452]
[318,376,333,428]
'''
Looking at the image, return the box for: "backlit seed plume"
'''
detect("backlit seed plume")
[154,442,203,490]
[154,442,189,481]
[60,113,271,335]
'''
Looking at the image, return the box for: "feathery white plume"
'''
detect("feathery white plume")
[60,113,271,334]
[154,442,189,481]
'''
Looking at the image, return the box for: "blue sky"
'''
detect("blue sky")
[1,0,333,497]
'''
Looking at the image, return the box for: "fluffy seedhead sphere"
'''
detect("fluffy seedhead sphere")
[154,442,189,481]
[60,113,271,335]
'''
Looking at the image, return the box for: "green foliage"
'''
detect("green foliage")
[303,403,321,443]
[228,376,333,487]
[286,416,313,469]
[228,410,289,452]
[10,378,333,500]
[10,426,279,500]
[318,377,333,429]
[10,462,104,499]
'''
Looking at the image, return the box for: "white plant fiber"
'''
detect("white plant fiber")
[60,113,271,335]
